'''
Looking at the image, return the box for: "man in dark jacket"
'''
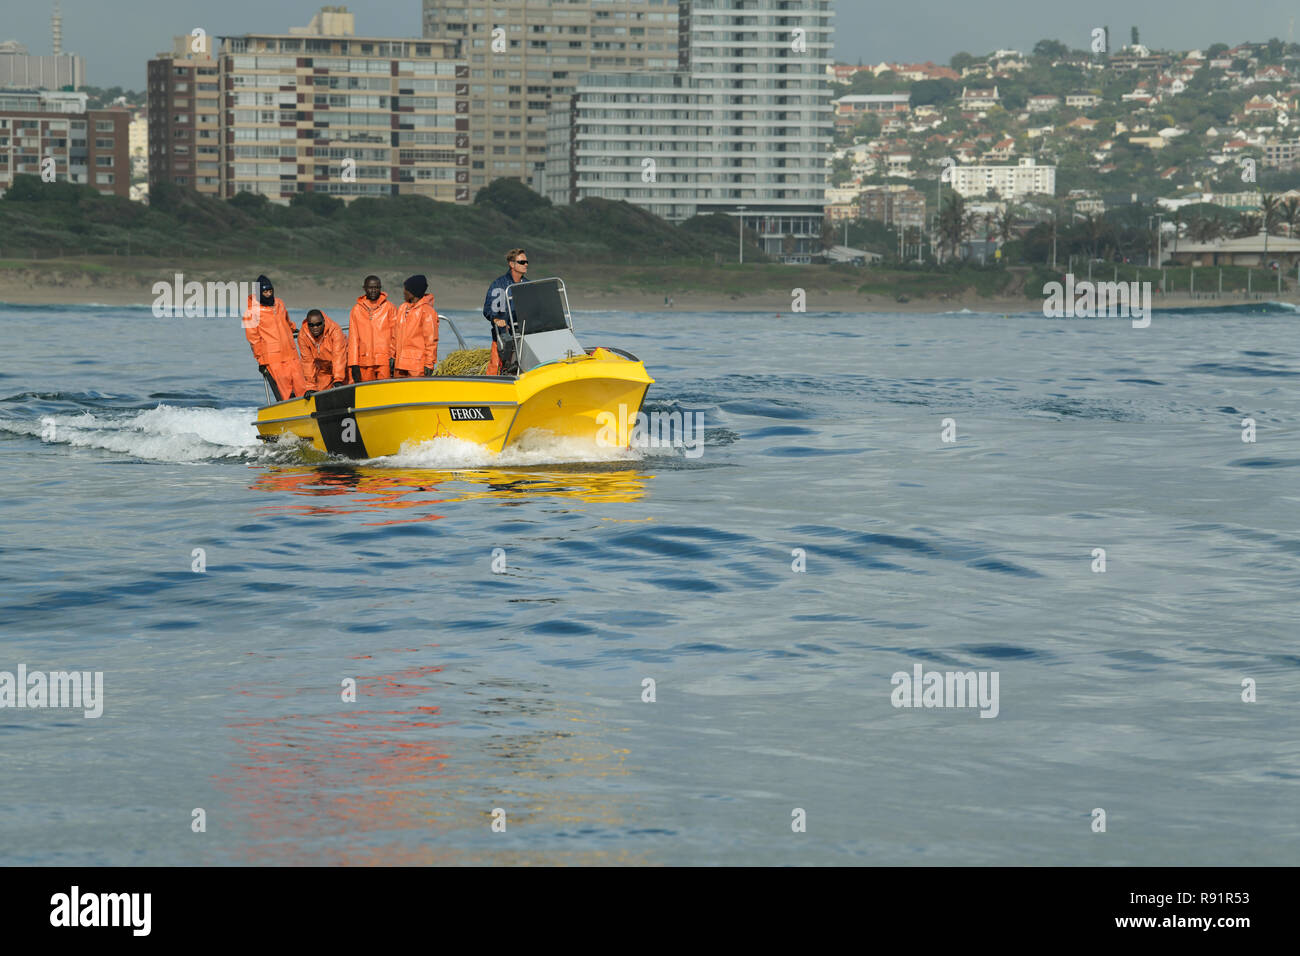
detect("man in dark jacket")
[481,248,529,375]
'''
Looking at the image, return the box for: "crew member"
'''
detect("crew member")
[299,309,347,394]
[243,275,307,401]
[348,274,397,382]
[390,275,439,378]
[481,248,529,375]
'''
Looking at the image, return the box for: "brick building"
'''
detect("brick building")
[0,89,128,197]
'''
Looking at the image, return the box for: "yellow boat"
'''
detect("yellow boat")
[253,277,653,458]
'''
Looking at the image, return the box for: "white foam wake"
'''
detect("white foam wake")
[3,404,267,462]
[369,428,645,468]
[8,407,662,467]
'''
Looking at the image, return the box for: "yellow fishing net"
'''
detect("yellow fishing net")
[434,348,491,376]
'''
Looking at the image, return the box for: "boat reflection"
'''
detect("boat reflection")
[218,653,645,865]
[250,464,650,523]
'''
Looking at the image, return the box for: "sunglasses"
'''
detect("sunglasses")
[514,259,528,265]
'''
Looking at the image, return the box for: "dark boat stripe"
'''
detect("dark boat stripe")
[312,385,369,457]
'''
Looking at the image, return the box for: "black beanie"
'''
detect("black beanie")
[256,275,273,301]
[404,274,428,297]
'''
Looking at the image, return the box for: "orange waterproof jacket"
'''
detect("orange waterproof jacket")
[348,293,397,368]
[242,296,297,366]
[391,294,439,374]
[299,313,347,387]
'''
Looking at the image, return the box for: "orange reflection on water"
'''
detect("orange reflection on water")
[250,469,449,525]
[249,464,650,524]
[217,651,647,865]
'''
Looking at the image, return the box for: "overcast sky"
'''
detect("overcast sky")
[4,0,1299,90]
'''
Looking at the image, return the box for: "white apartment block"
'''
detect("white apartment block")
[423,0,679,195]
[547,0,835,261]
[216,11,468,204]
[947,157,1055,200]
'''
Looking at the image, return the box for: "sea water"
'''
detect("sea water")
[1,302,1298,864]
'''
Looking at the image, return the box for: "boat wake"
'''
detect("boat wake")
[2,403,668,467]
[1,404,287,463]
[368,429,646,469]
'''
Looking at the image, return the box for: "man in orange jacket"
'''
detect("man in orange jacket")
[348,275,397,382]
[243,275,307,401]
[299,309,347,394]
[390,275,439,378]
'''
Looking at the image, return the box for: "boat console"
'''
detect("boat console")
[505,278,586,372]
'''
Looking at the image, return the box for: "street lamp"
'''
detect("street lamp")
[1147,213,1163,267]
[737,204,747,265]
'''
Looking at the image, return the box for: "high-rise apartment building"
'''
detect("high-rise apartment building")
[546,0,834,261]
[215,9,469,203]
[422,0,679,194]
[0,89,128,197]
[147,36,221,195]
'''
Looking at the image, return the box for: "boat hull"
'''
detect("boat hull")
[254,350,654,459]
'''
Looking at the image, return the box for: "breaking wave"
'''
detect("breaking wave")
[0,404,275,463]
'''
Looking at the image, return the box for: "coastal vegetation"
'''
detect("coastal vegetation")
[0,176,1292,303]
[0,174,771,270]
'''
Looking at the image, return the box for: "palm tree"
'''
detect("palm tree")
[962,210,981,259]
[938,194,967,261]
[994,205,1018,246]
[1282,198,1300,238]
[1261,193,1280,257]
[1235,213,1261,238]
